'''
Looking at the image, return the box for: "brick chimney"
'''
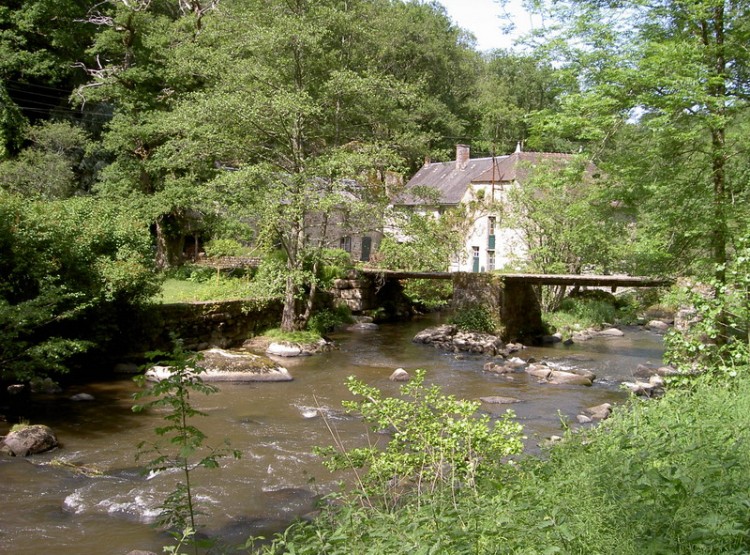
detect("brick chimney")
[455,144,470,170]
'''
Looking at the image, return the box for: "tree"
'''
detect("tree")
[75,0,222,269]
[0,192,159,382]
[0,121,94,198]
[505,157,625,309]
[528,0,750,280]
[157,0,481,331]
[472,50,572,155]
[0,0,94,157]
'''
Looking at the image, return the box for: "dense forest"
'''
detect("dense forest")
[1,0,748,379]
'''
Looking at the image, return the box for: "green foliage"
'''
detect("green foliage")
[375,208,470,273]
[307,306,352,335]
[133,342,240,552]
[449,305,497,334]
[0,121,94,198]
[202,238,245,258]
[247,251,287,301]
[0,192,159,381]
[402,279,453,311]
[528,0,750,279]
[317,370,523,506]
[664,236,750,385]
[506,158,623,281]
[317,248,354,286]
[546,296,618,337]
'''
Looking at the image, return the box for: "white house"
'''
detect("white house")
[394,144,593,272]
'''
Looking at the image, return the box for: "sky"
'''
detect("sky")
[437,0,538,52]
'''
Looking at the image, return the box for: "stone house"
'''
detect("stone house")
[394,144,596,272]
[304,181,383,263]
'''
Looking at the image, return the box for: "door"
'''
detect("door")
[360,236,372,262]
[472,246,480,272]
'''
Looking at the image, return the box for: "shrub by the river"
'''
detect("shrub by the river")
[306,306,352,335]
[315,369,523,507]
[133,342,240,554]
[546,296,619,337]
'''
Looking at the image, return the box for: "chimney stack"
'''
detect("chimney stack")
[456,144,470,170]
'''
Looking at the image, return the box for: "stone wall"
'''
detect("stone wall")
[127,299,283,354]
[331,278,376,312]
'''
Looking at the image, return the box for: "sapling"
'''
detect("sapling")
[133,341,240,554]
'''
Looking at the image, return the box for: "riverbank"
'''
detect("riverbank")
[261,371,750,554]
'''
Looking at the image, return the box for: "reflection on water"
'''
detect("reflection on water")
[0,314,664,554]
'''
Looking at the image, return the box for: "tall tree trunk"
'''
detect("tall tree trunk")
[154,214,185,270]
[281,274,299,332]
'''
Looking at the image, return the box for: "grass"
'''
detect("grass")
[155,277,256,303]
[260,328,322,344]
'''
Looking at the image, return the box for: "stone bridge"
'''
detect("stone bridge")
[332,270,672,342]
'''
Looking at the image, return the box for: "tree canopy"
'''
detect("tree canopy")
[2,0,749,374]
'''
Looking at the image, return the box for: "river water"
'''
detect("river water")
[0,314,664,554]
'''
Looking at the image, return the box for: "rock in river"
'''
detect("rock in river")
[1,424,58,456]
[480,396,522,404]
[389,368,410,382]
[525,363,595,386]
[146,348,292,382]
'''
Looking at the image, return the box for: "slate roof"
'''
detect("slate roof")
[473,151,583,183]
[398,151,593,206]
[396,156,504,206]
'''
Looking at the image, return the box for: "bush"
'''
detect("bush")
[315,369,523,505]
[546,296,618,337]
[203,238,245,258]
[0,193,159,381]
[403,279,453,311]
[449,305,496,333]
[307,306,352,335]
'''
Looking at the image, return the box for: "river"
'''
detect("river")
[0,314,664,554]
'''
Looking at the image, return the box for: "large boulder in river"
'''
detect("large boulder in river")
[1,424,58,456]
[413,325,458,344]
[147,348,292,382]
[585,403,612,420]
[266,339,334,357]
[389,368,410,382]
[525,363,594,386]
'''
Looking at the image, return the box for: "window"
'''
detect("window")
[472,246,480,272]
[340,236,351,253]
[487,250,495,271]
[488,216,496,236]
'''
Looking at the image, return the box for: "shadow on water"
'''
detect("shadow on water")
[0,313,664,555]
